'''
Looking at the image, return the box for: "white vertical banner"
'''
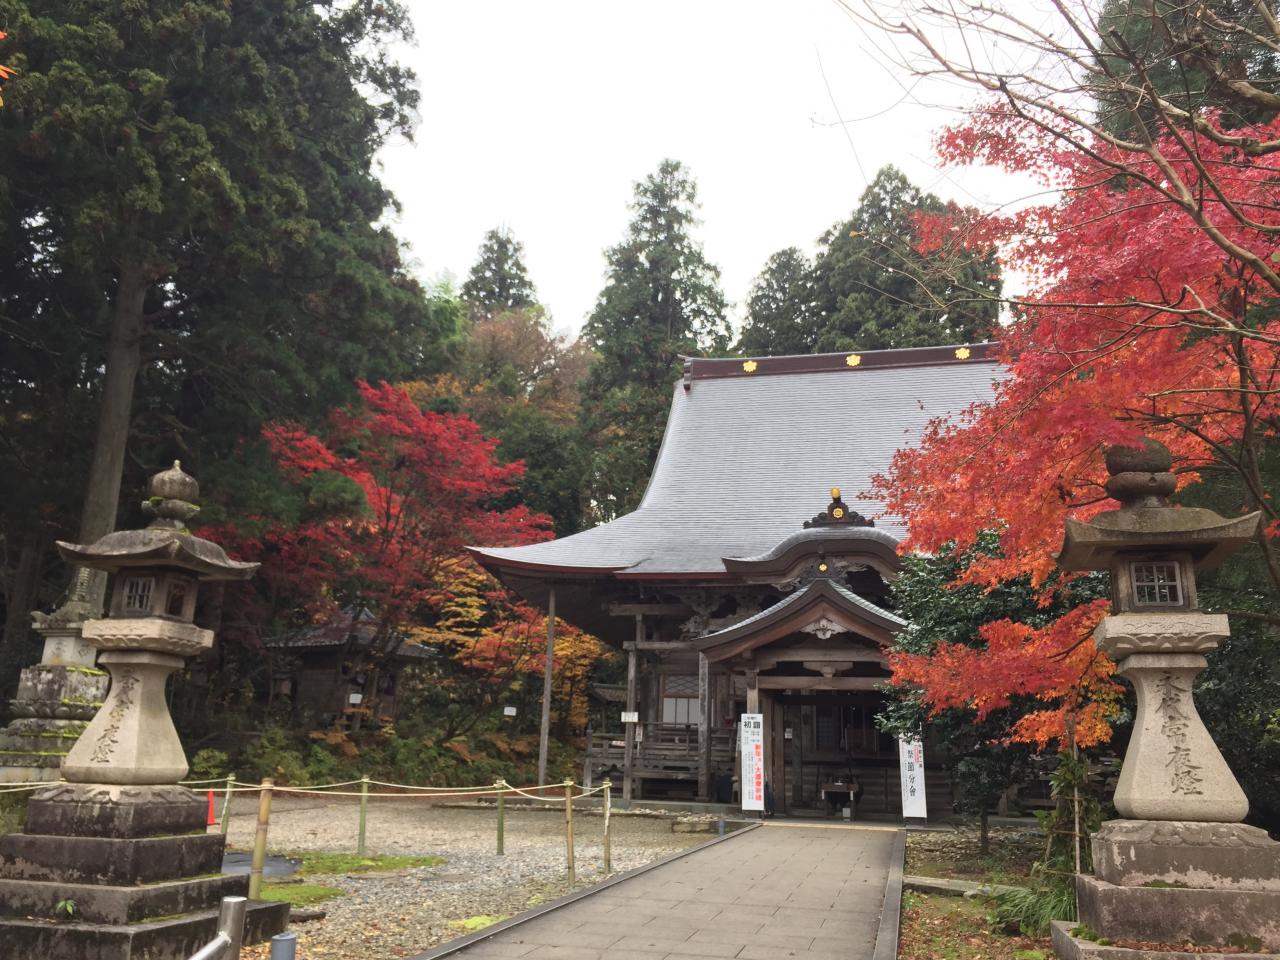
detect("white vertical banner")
[740,713,764,811]
[898,737,928,819]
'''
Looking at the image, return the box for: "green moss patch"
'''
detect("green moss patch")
[450,915,505,933]
[259,882,345,907]
[292,851,445,876]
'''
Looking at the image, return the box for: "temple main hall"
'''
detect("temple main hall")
[471,343,1002,816]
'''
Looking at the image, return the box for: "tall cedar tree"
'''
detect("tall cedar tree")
[0,2,451,695]
[461,228,538,319]
[735,247,820,356]
[424,231,592,536]
[580,159,729,520]
[809,166,1000,352]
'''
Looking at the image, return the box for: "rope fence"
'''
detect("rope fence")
[206,774,617,896]
[4,772,616,893]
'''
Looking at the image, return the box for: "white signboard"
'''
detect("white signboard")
[740,713,765,812]
[620,711,639,724]
[502,706,517,717]
[898,738,928,820]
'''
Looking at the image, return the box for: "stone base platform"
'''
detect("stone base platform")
[1051,921,1279,960]
[1077,875,1280,951]
[1094,820,1280,892]
[0,783,288,957]
[0,899,290,960]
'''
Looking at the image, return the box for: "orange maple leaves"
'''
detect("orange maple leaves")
[879,104,1280,749]
[889,600,1118,748]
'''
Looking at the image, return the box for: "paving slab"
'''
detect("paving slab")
[444,824,897,960]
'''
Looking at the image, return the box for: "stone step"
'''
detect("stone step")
[0,832,227,885]
[0,873,247,925]
[1078,874,1280,951]
[0,898,289,960]
[1051,920,1278,960]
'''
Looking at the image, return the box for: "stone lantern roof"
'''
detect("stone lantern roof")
[54,461,258,581]
[1058,439,1260,572]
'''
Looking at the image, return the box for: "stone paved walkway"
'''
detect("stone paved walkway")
[447,823,898,960]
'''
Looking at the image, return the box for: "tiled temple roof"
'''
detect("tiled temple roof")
[471,342,1004,580]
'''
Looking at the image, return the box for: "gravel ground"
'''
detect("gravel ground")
[226,795,707,959]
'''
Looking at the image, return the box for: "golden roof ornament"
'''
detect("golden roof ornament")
[804,488,873,529]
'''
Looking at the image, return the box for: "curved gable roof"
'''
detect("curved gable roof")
[471,343,1003,579]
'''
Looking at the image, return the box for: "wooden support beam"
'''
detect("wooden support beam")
[537,585,556,786]
[607,603,692,617]
[635,640,694,652]
[756,675,887,691]
[754,647,885,670]
[697,653,711,801]
[745,669,759,714]
[622,618,639,803]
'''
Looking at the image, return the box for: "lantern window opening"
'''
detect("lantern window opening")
[123,576,156,614]
[165,579,190,619]
[1131,561,1183,607]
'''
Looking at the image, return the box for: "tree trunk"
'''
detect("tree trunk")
[979,810,990,856]
[78,261,148,608]
[0,531,47,710]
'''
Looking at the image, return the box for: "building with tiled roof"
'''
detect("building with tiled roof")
[471,342,1004,815]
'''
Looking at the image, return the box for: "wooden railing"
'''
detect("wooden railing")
[585,723,735,781]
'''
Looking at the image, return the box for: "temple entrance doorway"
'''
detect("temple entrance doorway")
[763,690,901,817]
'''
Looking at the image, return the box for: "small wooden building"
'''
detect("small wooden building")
[472,344,1002,815]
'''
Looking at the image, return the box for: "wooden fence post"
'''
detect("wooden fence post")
[563,780,575,885]
[357,775,370,856]
[602,779,612,874]
[248,778,274,900]
[495,781,506,856]
[219,772,235,836]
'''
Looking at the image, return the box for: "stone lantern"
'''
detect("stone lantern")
[0,463,288,959]
[1053,438,1280,955]
[54,461,257,784]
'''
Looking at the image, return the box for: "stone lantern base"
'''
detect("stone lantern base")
[0,783,288,959]
[1054,819,1280,956]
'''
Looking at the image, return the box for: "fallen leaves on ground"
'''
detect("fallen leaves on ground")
[899,892,1050,960]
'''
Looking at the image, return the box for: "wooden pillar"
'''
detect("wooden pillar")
[623,622,639,803]
[698,653,711,801]
[767,694,786,815]
[537,585,556,786]
[745,669,759,715]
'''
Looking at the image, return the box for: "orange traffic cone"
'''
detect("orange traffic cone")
[207,790,216,828]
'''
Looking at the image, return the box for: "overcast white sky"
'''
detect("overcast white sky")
[379,0,1030,338]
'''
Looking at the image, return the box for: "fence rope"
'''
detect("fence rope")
[365,779,497,792]
[220,779,601,802]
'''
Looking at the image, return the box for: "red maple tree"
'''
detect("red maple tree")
[213,381,554,719]
[875,107,1280,748]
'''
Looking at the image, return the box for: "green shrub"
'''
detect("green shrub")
[237,726,307,784]
[190,749,230,781]
[992,879,1077,937]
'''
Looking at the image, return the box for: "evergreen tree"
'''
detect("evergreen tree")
[811,166,1000,352]
[1095,0,1280,138]
[736,247,819,356]
[0,0,454,693]
[579,159,729,520]
[462,228,538,318]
